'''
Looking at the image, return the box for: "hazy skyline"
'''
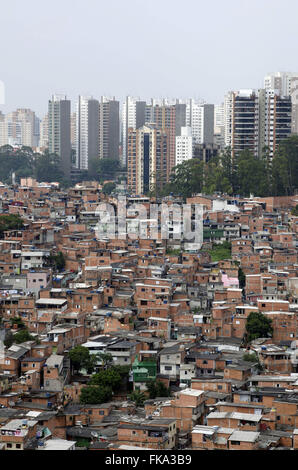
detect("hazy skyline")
[1,0,298,116]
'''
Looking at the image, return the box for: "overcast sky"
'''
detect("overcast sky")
[1,0,298,117]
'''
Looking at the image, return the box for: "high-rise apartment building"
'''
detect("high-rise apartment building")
[264,72,298,134]
[99,97,120,161]
[263,89,292,157]
[214,103,225,149]
[127,124,170,196]
[224,89,292,158]
[224,90,260,157]
[149,102,186,175]
[0,109,37,148]
[39,114,49,149]
[48,94,71,177]
[75,96,99,170]
[176,127,193,165]
[185,100,214,146]
[121,96,146,166]
[71,112,77,150]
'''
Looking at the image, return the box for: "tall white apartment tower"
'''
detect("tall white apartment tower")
[75,96,100,170]
[76,96,90,170]
[186,99,214,145]
[39,114,49,149]
[264,72,298,134]
[175,127,193,165]
[186,99,204,143]
[121,96,146,166]
[214,103,225,148]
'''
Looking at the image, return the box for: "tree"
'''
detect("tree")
[112,365,131,377]
[69,346,92,373]
[34,150,66,183]
[13,329,35,344]
[90,369,122,391]
[97,352,113,369]
[203,158,233,195]
[272,136,298,196]
[10,317,25,329]
[243,352,263,372]
[0,146,34,183]
[80,386,112,405]
[238,268,246,289]
[235,150,269,197]
[128,391,146,407]
[55,252,66,271]
[147,381,171,399]
[97,158,121,182]
[243,352,259,363]
[246,311,273,343]
[166,159,204,199]
[46,252,66,271]
[102,182,116,195]
[0,215,24,239]
[291,205,298,216]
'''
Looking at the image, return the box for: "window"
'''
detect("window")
[6,443,12,449]
[231,441,240,446]
[16,444,21,449]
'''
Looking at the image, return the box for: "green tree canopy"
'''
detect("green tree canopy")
[246,312,273,343]
[0,214,24,239]
[146,381,171,399]
[10,317,25,329]
[46,252,66,272]
[166,159,204,199]
[69,346,92,373]
[102,182,116,195]
[90,369,122,391]
[13,329,35,344]
[128,391,146,407]
[97,352,113,368]
[238,268,246,289]
[161,135,298,199]
[272,136,298,196]
[80,386,112,405]
[34,150,66,183]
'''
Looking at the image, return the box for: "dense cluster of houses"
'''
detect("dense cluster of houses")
[0,177,297,450]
